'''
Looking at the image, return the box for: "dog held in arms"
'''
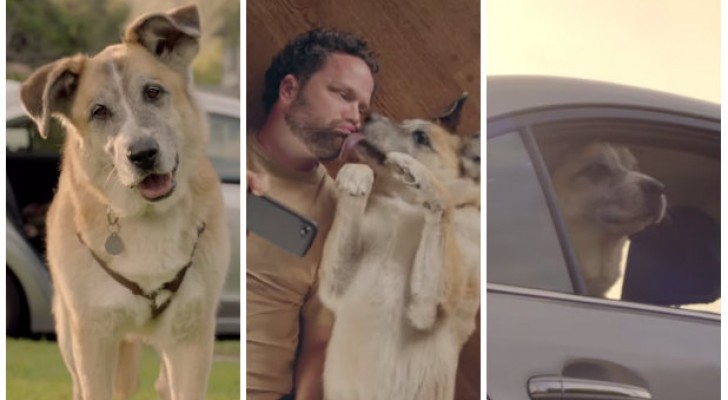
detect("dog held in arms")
[318,103,480,399]
[549,142,666,297]
[20,6,229,399]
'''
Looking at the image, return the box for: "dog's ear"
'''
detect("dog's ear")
[436,92,468,133]
[124,5,201,76]
[21,56,85,139]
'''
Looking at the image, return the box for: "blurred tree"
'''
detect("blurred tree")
[8,0,239,96]
[7,0,130,69]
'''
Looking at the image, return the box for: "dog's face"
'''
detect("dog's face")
[20,6,205,214]
[551,142,667,235]
[357,115,463,182]
[70,45,196,199]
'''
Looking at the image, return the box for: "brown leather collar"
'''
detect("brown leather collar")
[76,223,206,319]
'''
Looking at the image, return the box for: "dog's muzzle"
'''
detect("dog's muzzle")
[639,177,666,219]
[127,137,160,172]
[127,138,178,202]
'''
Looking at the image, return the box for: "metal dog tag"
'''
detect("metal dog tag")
[105,233,125,256]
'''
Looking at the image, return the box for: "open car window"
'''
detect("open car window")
[533,116,720,314]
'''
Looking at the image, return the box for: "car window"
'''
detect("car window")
[7,126,30,151]
[6,118,64,153]
[208,112,241,183]
[533,117,721,314]
[487,131,574,293]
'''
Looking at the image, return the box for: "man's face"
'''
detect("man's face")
[284,53,375,161]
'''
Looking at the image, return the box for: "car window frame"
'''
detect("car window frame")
[487,104,720,319]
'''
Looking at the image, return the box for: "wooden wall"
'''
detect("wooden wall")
[246,0,481,136]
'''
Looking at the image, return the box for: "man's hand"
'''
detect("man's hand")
[247,170,269,196]
[294,323,331,400]
[247,171,269,236]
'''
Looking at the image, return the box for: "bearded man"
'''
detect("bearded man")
[246,29,379,400]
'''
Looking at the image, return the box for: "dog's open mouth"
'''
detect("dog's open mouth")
[339,133,366,161]
[138,173,176,201]
[339,133,386,165]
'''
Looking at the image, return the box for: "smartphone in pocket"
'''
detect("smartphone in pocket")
[246,192,319,257]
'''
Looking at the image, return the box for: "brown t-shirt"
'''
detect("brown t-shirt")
[246,133,337,399]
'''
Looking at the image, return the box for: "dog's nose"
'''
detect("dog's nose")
[640,178,665,196]
[127,138,159,171]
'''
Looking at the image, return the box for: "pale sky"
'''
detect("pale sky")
[487,0,720,103]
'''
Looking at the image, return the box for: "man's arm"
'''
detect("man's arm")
[293,321,331,400]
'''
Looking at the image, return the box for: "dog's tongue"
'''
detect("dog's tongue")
[339,133,366,161]
[138,173,174,200]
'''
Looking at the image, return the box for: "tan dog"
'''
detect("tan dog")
[319,112,480,400]
[20,6,229,399]
[550,142,666,297]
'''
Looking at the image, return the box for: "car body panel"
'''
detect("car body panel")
[6,218,54,333]
[488,285,720,400]
[487,75,720,120]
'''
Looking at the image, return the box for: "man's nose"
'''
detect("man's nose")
[343,102,361,126]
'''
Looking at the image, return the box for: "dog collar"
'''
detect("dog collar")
[76,223,206,319]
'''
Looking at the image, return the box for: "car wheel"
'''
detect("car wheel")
[7,268,29,337]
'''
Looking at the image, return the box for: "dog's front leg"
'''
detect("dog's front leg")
[385,153,453,331]
[161,321,215,400]
[319,164,373,311]
[69,316,120,400]
[54,295,83,400]
[114,339,142,399]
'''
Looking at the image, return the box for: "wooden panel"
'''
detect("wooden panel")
[247,0,481,135]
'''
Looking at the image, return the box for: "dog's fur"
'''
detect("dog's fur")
[319,113,480,400]
[550,142,666,297]
[460,131,480,183]
[20,6,229,399]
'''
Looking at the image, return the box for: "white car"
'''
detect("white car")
[487,76,719,400]
[6,80,241,336]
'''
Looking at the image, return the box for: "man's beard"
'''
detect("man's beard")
[285,94,347,162]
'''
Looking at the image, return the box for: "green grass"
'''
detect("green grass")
[7,338,240,399]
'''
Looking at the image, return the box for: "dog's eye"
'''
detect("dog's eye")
[90,105,112,120]
[413,130,431,147]
[473,156,481,164]
[144,85,164,101]
[582,162,611,182]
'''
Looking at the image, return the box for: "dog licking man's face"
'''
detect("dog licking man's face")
[341,114,463,181]
[552,142,667,236]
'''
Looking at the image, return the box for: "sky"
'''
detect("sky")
[486,0,720,103]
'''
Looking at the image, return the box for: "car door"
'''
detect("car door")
[486,104,720,400]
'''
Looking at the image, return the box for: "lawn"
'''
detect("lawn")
[6,338,240,399]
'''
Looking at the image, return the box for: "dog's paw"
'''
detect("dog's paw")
[384,152,429,188]
[384,153,447,213]
[407,302,437,331]
[336,164,374,197]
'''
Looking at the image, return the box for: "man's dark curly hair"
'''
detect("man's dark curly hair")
[262,28,379,115]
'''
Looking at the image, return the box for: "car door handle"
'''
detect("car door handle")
[528,375,652,399]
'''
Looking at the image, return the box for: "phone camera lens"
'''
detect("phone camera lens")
[300,226,311,236]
